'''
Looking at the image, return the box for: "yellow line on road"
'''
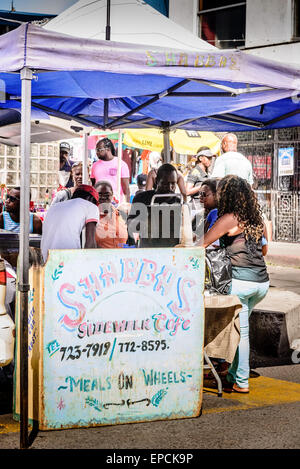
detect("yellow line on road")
[203,404,252,415]
[204,376,300,413]
[0,422,19,434]
[1,377,300,433]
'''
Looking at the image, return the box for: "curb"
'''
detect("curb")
[266,255,300,269]
[249,288,300,368]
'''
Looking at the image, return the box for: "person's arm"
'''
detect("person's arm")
[32,214,43,234]
[262,223,268,256]
[186,181,201,197]
[177,173,187,202]
[196,213,238,248]
[90,162,96,187]
[145,170,156,191]
[121,177,130,203]
[116,210,128,246]
[84,221,97,249]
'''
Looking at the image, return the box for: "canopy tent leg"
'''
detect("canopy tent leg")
[19,67,33,450]
[117,129,123,202]
[82,132,89,184]
[163,123,171,163]
[81,132,89,246]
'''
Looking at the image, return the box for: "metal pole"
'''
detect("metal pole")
[81,132,89,247]
[117,129,122,202]
[19,67,33,450]
[163,123,171,163]
[104,0,111,128]
[82,132,89,184]
[106,0,111,40]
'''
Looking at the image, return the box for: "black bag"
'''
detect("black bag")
[205,247,232,295]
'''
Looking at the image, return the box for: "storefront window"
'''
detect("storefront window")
[198,0,246,49]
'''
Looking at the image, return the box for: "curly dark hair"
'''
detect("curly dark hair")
[217,175,264,242]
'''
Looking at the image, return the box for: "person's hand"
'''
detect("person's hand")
[59,155,67,169]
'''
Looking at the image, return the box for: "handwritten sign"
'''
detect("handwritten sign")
[15,247,205,430]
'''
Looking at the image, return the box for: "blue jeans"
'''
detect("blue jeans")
[227,278,269,388]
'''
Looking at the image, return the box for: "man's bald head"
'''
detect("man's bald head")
[221,133,238,153]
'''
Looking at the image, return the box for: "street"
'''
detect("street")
[0,264,299,451]
[0,364,299,450]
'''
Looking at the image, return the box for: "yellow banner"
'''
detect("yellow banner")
[123,129,220,155]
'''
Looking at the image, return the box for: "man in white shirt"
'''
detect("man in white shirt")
[41,184,99,263]
[211,133,253,186]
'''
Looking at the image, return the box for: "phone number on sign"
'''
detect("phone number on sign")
[59,340,168,361]
[60,342,111,361]
[119,340,168,352]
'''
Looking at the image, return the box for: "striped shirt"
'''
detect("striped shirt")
[3,211,34,233]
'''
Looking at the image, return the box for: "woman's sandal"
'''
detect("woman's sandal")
[221,377,249,394]
[232,383,249,394]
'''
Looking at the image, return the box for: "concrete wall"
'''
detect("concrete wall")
[246,0,293,47]
[245,41,300,67]
[168,0,198,36]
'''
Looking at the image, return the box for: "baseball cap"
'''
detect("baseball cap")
[75,184,99,203]
[60,142,71,152]
[196,148,214,158]
[137,174,147,186]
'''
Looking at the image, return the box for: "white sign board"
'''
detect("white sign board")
[38,247,204,429]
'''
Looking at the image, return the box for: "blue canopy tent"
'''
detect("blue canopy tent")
[0,24,300,132]
[0,22,300,448]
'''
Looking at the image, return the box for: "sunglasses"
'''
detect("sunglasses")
[96,146,109,152]
[6,195,20,202]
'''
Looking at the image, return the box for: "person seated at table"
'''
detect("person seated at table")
[185,147,214,210]
[128,163,183,248]
[146,151,187,202]
[197,175,269,394]
[41,185,99,263]
[94,180,128,249]
[130,173,147,203]
[0,187,42,234]
[51,162,87,204]
[193,178,218,243]
[199,179,218,232]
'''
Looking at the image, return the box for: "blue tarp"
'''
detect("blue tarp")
[0,23,299,131]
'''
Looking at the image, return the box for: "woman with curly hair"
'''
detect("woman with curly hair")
[197,175,269,393]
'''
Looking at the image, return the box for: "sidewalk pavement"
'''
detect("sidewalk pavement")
[250,245,300,367]
[266,241,300,268]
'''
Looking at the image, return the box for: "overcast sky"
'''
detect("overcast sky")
[0,0,77,14]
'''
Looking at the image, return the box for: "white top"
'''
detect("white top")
[41,198,99,262]
[211,151,254,185]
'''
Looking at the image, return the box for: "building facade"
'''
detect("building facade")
[0,142,60,206]
[167,0,300,242]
